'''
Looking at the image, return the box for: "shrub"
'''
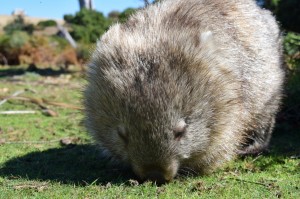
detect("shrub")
[54,47,79,69]
[0,31,30,65]
[3,16,34,35]
[118,8,137,23]
[64,9,111,43]
[108,11,121,23]
[37,20,57,29]
[76,43,94,64]
[49,36,70,53]
[258,0,300,33]
[277,0,300,33]
[284,32,300,70]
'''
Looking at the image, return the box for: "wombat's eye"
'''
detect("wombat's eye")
[117,125,128,143]
[173,120,187,140]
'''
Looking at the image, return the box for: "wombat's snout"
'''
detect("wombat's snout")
[145,170,170,184]
[134,162,179,184]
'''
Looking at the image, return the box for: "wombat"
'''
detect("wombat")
[84,0,284,183]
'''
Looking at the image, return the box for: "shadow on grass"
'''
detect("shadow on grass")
[0,64,74,78]
[270,122,300,156]
[270,71,300,156]
[0,126,298,187]
[0,144,136,186]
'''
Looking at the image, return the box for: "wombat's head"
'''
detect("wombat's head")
[84,24,218,184]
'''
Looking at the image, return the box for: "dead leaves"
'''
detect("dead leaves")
[13,182,49,192]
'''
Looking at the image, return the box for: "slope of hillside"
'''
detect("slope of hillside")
[0,15,64,29]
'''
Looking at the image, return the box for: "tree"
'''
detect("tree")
[64,9,111,43]
[118,8,137,23]
[108,11,121,23]
[141,0,150,6]
[79,0,94,10]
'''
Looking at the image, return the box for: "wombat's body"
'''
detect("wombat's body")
[84,0,284,183]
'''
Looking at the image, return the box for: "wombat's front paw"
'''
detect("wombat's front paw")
[237,143,270,157]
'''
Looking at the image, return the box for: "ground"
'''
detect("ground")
[0,66,299,198]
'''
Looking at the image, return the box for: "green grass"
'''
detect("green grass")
[0,66,299,198]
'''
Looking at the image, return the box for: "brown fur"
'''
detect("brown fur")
[84,0,284,183]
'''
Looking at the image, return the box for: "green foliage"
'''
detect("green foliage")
[49,36,70,52]
[3,16,34,35]
[76,43,94,63]
[260,0,300,33]
[261,0,280,11]
[118,8,137,23]
[62,7,139,43]
[0,31,30,64]
[277,0,300,33]
[284,32,300,70]
[108,11,121,20]
[37,20,57,28]
[64,9,111,43]
[0,31,30,50]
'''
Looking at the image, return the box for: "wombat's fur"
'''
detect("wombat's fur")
[84,0,284,183]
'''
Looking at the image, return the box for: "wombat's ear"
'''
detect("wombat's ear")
[117,125,128,144]
[200,31,216,52]
[200,31,213,43]
[173,119,187,141]
[100,23,121,44]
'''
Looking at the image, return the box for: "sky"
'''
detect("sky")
[0,0,146,19]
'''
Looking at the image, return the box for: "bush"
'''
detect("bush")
[37,20,57,29]
[108,11,121,19]
[3,16,34,35]
[76,43,94,64]
[64,9,111,43]
[259,0,280,11]
[277,0,300,33]
[0,31,80,67]
[284,32,300,70]
[259,0,300,33]
[0,31,30,65]
[54,47,79,69]
[49,36,70,53]
[118,8,137,23]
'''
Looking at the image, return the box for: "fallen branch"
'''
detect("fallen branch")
[1,137,82,145]
[0,139,61,145]
[0,110,36,115]
[0,95,82,110]
[226,177,276,188]
[0,90,25,106]
[43,98,82,110]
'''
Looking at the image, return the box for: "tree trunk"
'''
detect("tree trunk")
[79,0,94,10]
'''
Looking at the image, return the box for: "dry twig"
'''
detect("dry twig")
[13,182,49,191]
[0,110,36,115]
[227,177,277,188]
[0,95,82,110]
[0,90,25,106]
[0,139,61,145]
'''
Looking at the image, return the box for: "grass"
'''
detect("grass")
[0,66,299,198]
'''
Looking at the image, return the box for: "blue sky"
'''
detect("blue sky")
[0,0,146,19]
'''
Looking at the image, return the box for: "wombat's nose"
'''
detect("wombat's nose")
[145,170,169,185]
